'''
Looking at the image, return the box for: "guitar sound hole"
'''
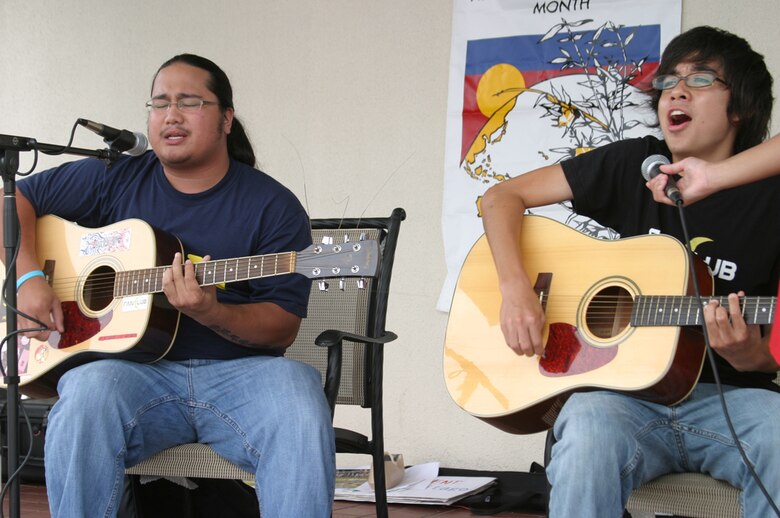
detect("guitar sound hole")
[83,266,116,312]
[586,286,632,339]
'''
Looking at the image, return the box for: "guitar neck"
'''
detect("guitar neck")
[114,252,297,297]
[632,295,776,327]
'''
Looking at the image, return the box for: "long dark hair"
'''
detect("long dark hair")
[153,54,257,166]
[649,26,773,154]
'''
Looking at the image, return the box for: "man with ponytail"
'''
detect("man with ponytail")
[11,54,334,517]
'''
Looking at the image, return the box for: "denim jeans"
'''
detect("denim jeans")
[44,356,335,518]
[546,384,780,518]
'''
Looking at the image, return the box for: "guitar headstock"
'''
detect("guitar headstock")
[296,238,380,282]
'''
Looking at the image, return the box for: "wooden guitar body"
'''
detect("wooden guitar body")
[443,215,715,434]
[1,216,379,398]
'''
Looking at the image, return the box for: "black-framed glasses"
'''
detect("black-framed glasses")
[145,98,220,112]
[651,72,728,91]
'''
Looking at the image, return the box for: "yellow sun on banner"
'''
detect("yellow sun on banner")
[476,63,526,117]
[465,63,610,176]
[464,64,526,172]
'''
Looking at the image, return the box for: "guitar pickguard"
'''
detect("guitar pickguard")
[49,301,113,349]
[539,322,617,376]
[1,301,112,376]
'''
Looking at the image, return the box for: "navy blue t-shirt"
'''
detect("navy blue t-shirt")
[19,151,312,360]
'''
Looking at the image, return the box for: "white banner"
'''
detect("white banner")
[439,0,681,311]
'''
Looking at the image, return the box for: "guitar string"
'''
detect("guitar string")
[37,269,777,327]
[41,281,775,317]
[34,248,368,298]
[39,272,777,310]
[281,132,310,224]
[353,150,415,230]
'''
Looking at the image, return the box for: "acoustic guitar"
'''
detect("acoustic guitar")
[443,215,776,434]
[1,215,379,398]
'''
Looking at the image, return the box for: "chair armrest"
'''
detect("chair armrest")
[315,330,398,348]
[334,427,371,454]
[316,330,397,417]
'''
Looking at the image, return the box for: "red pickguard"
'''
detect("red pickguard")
[47,302,112,349]
[539,322,617,376]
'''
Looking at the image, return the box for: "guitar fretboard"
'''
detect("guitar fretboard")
[632,295,776,327]
[114,252,297,297]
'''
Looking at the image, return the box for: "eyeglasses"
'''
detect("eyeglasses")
[651,72,728,90]
[145,98,220,112]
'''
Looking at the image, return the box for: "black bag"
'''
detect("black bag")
[0,395,57,483]
[439,462,548,515]
[122,476,260,518]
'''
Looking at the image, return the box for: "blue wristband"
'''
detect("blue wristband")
[16,270,45,291]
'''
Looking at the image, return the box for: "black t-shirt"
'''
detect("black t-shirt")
[560,135,780,391]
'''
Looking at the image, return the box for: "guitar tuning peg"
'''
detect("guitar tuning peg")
[321,235,334,245]
[339,277,346,291]
[318,280,329,292]
[356,278,366,290]
[359,232,367,241]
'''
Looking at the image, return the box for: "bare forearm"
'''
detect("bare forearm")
[481,185,530,289]
[198,301,301,349]
[481,165,572,287]
[711,134,780,191]
[5,191,42,274]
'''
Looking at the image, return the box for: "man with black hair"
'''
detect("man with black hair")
[10,54,334,517]
[482,26,780,516]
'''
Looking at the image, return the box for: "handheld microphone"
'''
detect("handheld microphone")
[77,118,148,157]
[641,154,683,205]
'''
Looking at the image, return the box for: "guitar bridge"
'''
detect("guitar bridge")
[534,272,552,310]
[42,259,55,286]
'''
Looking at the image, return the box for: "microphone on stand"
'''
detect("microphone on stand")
[77,118,148,156]
[641,154,683,205]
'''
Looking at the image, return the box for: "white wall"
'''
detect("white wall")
[1,0,778,473]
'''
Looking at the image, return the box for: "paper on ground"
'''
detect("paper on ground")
[334,462,496,505]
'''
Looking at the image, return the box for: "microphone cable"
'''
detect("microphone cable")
[0,400,36,518]
[674,198,780,517]
[0,117,140,517]
[26,119,80,158]
[0,206,49,518]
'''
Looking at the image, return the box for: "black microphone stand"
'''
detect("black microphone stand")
[0,133,118,518]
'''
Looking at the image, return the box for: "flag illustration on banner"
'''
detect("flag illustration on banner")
[439,1,681,311]
[461,24,659,170]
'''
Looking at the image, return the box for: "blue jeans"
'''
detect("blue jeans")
[44,357,335,518]
[546,384,780,518]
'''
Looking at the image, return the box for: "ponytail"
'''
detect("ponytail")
[227,117,256,167]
